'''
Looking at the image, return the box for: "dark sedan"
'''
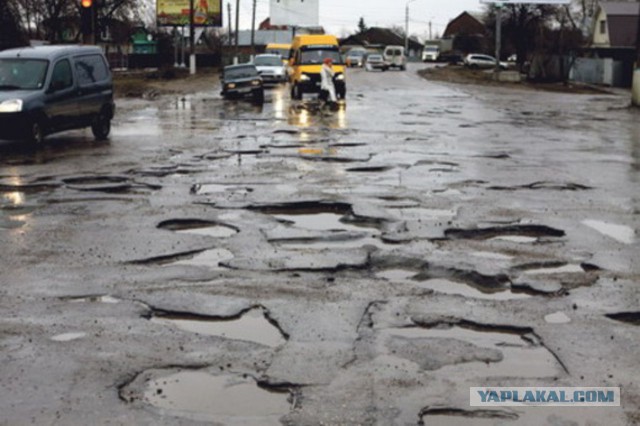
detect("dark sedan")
[221,64,264,103]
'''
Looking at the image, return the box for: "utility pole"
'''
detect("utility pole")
[189,0,196,74]
[228,2,232,48]
[632,0,640,106]
[250,0,257,56]
[405,0,417,57]
[234,0,240,63]
[495,3,503,74]
[429,21,432,40]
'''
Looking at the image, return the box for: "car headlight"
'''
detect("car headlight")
[227,83,236,89]
[335,74,345,81]
[251,80,261,86]
[300,74,311,81]
[0,99,23,113]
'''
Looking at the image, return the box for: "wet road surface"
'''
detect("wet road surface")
[1,64,639,425]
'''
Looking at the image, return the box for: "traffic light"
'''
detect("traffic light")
[80,0,95,44]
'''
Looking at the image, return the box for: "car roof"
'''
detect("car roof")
[0,45,103,61]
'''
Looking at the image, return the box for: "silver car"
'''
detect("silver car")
[463,54,508,70]
[253,54,287,84]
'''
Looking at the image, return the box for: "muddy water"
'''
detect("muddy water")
[273,212,377,233]
[176,225,238,238]
[143,371,291,425]
[582,219,635,244]
[170,248,234,269]
[152,308,286,347]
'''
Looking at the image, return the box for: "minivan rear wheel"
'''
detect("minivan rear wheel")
[91,111,111,140]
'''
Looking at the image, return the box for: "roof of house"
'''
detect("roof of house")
[600,2,640,16]
[340,27,423,49]
[443,11,486,39]
[599,2,640,48]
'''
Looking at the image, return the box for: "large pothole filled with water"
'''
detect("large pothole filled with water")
[121,370,293,425]
[149,307,287,347]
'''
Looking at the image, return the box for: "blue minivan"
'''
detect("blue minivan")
[0,45,115,144]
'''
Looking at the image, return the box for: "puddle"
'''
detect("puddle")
[152,308,286,347]
[171,248,234,269]
[605,312,640,325]
[415,279,530,300]
[582,219,635,244]
[386,326,560,377]
[523,264,584,275]
[377,270,528,299]
[489,236,538,243]
[376,269,417,282]
[50,332,86,342]
[544,312,571,324]
[471,252,514,261]
[68,295,120,304]
[192,184,253,196]
[389,208,456,220]
[278,234,386,249]
[274,213,377,233]
[142,371,291,425]
[159,219,239,238]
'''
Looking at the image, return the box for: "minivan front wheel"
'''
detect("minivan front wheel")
[91,112,111,140]
[28,120,44,145]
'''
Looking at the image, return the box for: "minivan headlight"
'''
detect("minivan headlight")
[0,99,23,113]
[300,74,311,81]
[335,73,345,81]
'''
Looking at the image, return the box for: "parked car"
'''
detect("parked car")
[364,54,388,72]
[345,50,366,68]
[253,54,287,84]
[383,45,407,71]
[221,64,264,103]
[463,53,508,70]
[0,45,114,145]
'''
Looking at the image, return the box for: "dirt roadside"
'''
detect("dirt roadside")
[418,64,615,95]
[113,67,221,99]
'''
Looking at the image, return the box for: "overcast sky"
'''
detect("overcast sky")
[230,0,486,40]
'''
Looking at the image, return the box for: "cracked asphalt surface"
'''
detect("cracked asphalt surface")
[1,64,639,425]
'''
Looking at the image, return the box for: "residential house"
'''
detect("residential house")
[441,11,487,54]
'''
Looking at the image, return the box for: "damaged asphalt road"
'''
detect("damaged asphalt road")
[1,64,639,425]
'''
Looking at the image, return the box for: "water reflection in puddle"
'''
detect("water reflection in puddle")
[68,295,120,304]
[582,219,635,244]
[50,332,86,342]
[274,213,377,233]
[152,308,286,347]
[376,271,529,300]
[386,327,559,377]
[143,371,291,425]
[176,225,238,238]
[544,312,571,324]
[524,264,584,275]
[489,236,538,244]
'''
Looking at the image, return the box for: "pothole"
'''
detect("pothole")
[605,312,640,325]
[191,184,253,196]
[170,248,235,269]
[419,408,519,425]
[488,181,592,191]
[133,371,292,425]
[65,295,121,304]
[62,175,159,193]
[445,225,565,241]
[158,219,239,238]
[522,264,585,275]
[582,219,635,244]
[386,325,561,377]
[150,307,287,347]
[376,270,529,300]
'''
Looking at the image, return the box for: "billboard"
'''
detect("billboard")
[157,0,223,26]
[270,0,319,27]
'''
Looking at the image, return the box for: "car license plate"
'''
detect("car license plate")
[238,88,251,94]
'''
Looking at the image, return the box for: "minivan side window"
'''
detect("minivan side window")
[50,59,73,90]
[75,54,109,85]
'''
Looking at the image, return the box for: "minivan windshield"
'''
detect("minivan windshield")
[254,56,282,67]
[299,47,343,65]
[0,59,49,90]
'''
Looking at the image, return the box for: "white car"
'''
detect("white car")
[253,54,287,84]
[365,54,388,71]
[463,54,508,70]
